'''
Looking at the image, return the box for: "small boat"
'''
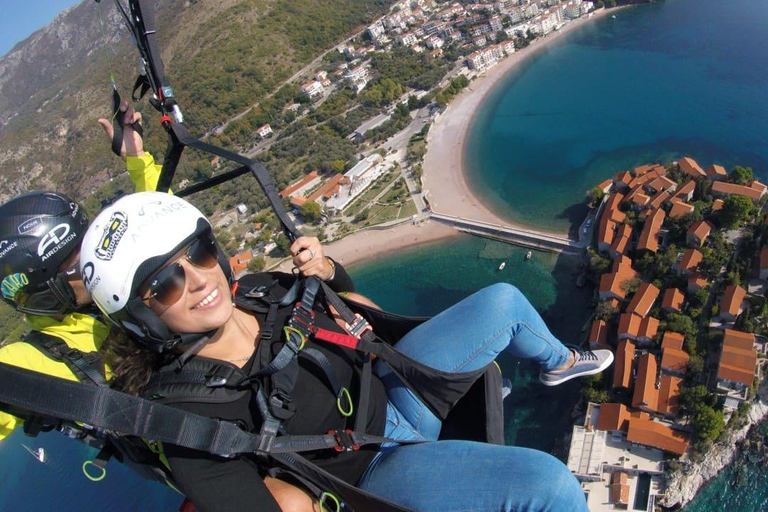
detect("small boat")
[498,262,506,271]
[525,251,532,260]
[611,14,617,19]
[22,444,46,463]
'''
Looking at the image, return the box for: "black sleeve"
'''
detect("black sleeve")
[325,257,355,293]
[164,444,281,512]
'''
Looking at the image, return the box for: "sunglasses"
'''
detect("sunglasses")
[142,235,219,306]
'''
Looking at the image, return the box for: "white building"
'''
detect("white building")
[344,66,368,82]
[426,36,444,49]
[257,124,272,138]
[315,70,328,82]
[300,80,324,98]
[325,154,386,212]
[367,22,386,40]
[489,15,503,32]
[398,32,418,46]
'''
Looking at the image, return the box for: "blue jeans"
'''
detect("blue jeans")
[358,283,587,512]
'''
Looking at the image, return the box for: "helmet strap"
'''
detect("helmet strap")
[15,274,77,317]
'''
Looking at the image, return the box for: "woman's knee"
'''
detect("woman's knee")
[531,453,587,512]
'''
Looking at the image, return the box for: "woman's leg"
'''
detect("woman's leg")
[375,283,571,439]
[358,440,588,512]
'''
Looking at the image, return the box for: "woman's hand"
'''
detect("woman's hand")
[290,237,334,281]
[97,101,145,159]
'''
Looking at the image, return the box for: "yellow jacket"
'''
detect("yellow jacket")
[0,152,163,442]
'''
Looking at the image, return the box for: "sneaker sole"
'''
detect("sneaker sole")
[539,351,615,387]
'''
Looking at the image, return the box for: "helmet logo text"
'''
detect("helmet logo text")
[95,211,128,261]
[1,273,29,300]
[0,240,18,259]
[38,224,75,262]
[17,217,43,235]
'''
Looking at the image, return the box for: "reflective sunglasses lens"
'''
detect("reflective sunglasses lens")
[148,263,186,306]
[187,236,218,269]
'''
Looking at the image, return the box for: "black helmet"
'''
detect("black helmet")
[0,191,89,315]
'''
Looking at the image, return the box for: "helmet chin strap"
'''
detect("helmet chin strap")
[174,331,216,369]
[15,274,77,317]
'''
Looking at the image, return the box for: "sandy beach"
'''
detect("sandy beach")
[422,8,615,237]
[294,9,615,269]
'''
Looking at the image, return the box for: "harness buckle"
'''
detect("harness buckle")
[346,314,372,339]
[329,429,359,452]
[269,391,296,421]
[290,303,316,334]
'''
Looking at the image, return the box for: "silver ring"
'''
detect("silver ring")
[309,249,316,259]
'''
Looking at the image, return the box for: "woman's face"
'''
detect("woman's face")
[140,240,232,334]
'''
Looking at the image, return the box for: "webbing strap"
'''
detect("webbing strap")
[312,328,360,350]
[22,332,107,387]
[0,362,408,458]
[168,122,301,241]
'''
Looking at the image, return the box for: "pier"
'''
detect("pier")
[430,213,586,254]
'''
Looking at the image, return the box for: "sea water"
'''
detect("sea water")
[465,0,768,234]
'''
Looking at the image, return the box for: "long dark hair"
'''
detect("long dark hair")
[104,330,166,396]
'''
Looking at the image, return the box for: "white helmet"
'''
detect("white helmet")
[80,192,229,352]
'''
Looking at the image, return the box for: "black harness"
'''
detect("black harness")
[141,273,505,511]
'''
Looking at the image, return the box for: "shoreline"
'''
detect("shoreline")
[277,9,616,271]
[422,7,616,240]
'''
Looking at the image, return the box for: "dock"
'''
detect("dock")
[430,213,586,254]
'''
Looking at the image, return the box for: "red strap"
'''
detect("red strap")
[313,327,360,350]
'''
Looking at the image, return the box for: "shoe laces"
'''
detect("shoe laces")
[566,345,597,363]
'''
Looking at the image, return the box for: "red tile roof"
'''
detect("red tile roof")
[610,472,630,505]
[597,178,613,192]
[658,374,683,415]
[687,221,712,246]
[228,250,254,277]
[280,171,320,198]
[678,248,703,273]
[717,330,757,386]
[637,208,666,253]
[598,214,616,249]
[647,176,677,193]
[613,339,636,389]
[596,403,648,431]
[610,224,633,257]
[605,193,626,222]
[669,199,695,219]
[661,347,689,374]
[632,353,658,409]
[679,157,706,178]
[589,320,608,346]
[634,164,655,176]
[711,181,765,201]
[638,316,660,341]
[661,288,685,312]
[626,417,690,455]
[626,282,660,317]
[674,180,696,201]
[706,164,727,179]
[618,313,643,339]
[661,332,685,350]
[720,284,746,319]
[712,198,724,211]
[687,271,708,292]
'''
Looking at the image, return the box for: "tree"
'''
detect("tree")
[300,202,322,223]
[720,195,754,228]
[595,301,619,321]
[679,385,708,415]
[691,403,725,443]
[730,166,754,185]
[589,186,605,204]
[663,313,697,341]
[247,256,266,273]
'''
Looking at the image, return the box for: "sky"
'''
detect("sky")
[0,0,83,57]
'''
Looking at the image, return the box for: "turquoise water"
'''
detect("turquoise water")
[465,0,768,233]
